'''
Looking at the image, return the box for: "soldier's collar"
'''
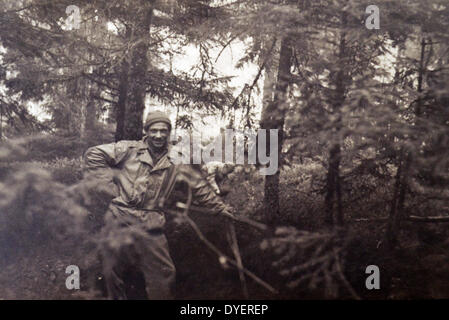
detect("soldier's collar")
[137,137,150,151]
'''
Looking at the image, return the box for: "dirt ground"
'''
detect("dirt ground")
[1,166,449,300]
[2,207,449,300]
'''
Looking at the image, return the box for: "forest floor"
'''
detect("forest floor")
[1,162,449,300]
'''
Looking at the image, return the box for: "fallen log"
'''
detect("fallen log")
[407,215,449,222]
[353,215,449,223]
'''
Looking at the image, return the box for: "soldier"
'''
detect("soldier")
[84,111,235,299]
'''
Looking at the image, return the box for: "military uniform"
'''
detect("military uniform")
[84,137,231,299]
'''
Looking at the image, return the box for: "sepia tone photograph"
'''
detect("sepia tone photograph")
[0,0,448,302]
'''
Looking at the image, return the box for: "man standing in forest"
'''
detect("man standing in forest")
[84,111,235,299]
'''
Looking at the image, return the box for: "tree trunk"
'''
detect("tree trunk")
[116,3,154,141]
[324,18,347,227]
[0,105,3,140]
[260,38,278,122]
[386,38,427,248]
[386,150,411,248]
[260,36,292,224]
[115,56,129,142]
[325,143,343,226]
[78,10,102,140]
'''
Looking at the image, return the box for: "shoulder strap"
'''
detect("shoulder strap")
[154,164,179,209]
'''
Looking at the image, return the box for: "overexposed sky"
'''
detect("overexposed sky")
[25,36,261,140]
[146,39,261,139]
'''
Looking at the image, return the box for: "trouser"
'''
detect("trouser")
[100,206,176,300]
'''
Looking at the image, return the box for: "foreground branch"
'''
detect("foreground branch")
[167,206,278,295]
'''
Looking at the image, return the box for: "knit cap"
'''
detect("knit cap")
[144,111,172,131]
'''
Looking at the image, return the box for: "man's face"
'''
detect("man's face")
[147,122,170,149]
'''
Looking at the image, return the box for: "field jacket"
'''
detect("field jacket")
[84,137,229,229]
